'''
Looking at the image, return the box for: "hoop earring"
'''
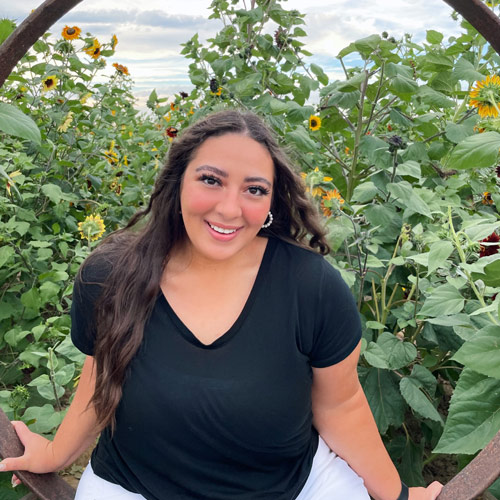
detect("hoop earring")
[261,211,273,229]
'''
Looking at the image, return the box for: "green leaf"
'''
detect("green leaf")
[232,73,261,96]
[400,377,443,424]
[337,73,365,92]
[425,53,454,68]
[337,42,357,58]
[0,103,41,144]
[0,19,16,45]
[453,326,500,378]
[359,367,406,434]
[211,57,233,77]
[389,75,418,95]
[453,58,484,83]
[426,30,443,44]
[22,404,64,434]
[397,438,425,487]
[39,281,60,303]
[388,182,432,217]
[55,335,86,364]
[416,86,454,107]
[41,183,75,204]
[364,332,417,370]
[354,35,381,56]
[397,160,421,178]
[419,284,465,317]
[449,131,500,169]
[21,288,41,311]
[310,63,328,85]
[285,126,317,152]
[478,259,500,287]
[427,314,471,327]
[427,240,454,275]
[464,222,500,242]
[434,369,500,454]
[54,363,75,386]
[365,321,385,330]
[351,181,378,203]
[0,245,14,268]
[444,122,475,144]
[189,68,206,87]
[146,88,157,107]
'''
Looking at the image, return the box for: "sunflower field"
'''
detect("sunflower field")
[1,0,500,497]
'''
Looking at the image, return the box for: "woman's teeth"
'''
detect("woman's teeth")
[209,223,236,234]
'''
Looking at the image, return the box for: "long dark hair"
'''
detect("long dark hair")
[82,109,330,430]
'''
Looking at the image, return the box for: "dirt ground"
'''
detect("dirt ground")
[60,444,94,490]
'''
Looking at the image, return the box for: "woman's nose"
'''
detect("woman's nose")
[215,189,242,220]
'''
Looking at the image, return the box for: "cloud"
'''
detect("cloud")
[6,0,466,110]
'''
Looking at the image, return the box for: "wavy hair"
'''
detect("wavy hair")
[82,109,330,431]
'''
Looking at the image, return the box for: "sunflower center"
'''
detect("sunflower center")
[67,28,76,35]
[311,119,318,127]
[46,79,54,87]
[93,48,100,55]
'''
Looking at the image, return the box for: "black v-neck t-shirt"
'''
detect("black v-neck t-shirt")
[71,237,361,499]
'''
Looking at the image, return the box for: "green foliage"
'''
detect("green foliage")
[1,0,500,494]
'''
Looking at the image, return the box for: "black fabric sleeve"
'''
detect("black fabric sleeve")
[70,258,111,356]
[308,259,362,368]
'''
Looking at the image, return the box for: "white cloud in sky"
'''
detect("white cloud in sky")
[4,0,458,104]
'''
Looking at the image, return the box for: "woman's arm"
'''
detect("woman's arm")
[312,341,442,500]
[0,355,100,473]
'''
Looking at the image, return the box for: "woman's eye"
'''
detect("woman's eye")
[248,186,270,196]
[200,175,220,186]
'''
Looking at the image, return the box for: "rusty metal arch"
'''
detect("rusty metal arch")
[1,0,500,87]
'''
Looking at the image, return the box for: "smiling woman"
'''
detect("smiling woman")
[0,109,445,500]
[178,133,274,264]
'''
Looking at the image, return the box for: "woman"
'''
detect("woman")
[0,110,442,500]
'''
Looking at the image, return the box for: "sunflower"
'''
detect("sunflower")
[166,126,178,138]
[479,232,499,257]
[104,150,118,165]
[58,111,74,132]
[84,39,102,59]
[78,214,106,241]
[111,34,118,50]
[5,170,21,196]
[80,92,92,104]
[482,191,494,205]
[469,75,500,118]
[42,75,58,92]
[309,115,321,131]
[112,62,129,75]
[321,189,344,217]
[61,25,81,40]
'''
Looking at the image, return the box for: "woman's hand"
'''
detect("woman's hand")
[0,420,58,474]
[409,481,443,500]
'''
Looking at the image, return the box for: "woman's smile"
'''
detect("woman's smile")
[179,133,274,264]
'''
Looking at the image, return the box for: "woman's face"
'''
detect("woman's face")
[179,133,274,264]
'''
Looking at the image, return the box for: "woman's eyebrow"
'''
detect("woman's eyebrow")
[195,166,272,187]
[245,176,272,187]
[195,165,228,177]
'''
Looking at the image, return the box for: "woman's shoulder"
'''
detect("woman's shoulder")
[273,237,331,272]
[272,237,348,293]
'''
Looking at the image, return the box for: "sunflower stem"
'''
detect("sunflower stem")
[447,207,500,326]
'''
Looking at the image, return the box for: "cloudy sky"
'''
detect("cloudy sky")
[4,1,458,105]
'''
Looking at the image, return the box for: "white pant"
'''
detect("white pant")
[75,436,369,499]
